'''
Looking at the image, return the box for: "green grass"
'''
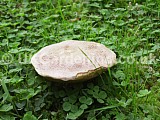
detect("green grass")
[0,0,160,120]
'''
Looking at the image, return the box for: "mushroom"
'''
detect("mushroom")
[31,40,116,82]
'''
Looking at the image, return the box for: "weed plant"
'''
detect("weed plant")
[0,0,160,120]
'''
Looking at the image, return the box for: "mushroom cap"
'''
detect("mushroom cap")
[31,40,116,81]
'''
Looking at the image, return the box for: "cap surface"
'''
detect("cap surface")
[31,40,116,81]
